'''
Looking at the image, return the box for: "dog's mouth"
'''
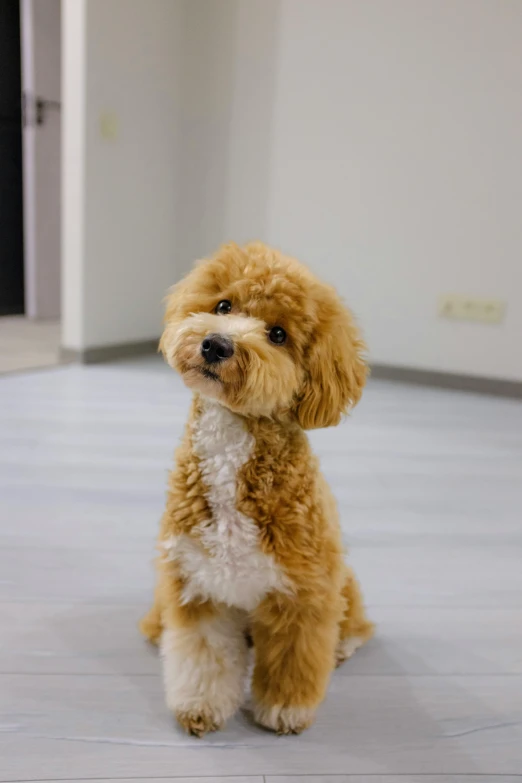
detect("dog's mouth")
[196,366,221,382]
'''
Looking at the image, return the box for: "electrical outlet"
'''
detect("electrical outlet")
[438,294,506,324]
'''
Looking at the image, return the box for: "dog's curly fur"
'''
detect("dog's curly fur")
[140,242,374,736]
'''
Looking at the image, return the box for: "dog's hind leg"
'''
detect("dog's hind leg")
[336,564,374,666]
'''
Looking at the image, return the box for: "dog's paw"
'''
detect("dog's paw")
[335,635,364,667]
[176,707,224,737]
[254,703,315,735]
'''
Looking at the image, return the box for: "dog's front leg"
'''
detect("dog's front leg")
[161,598,248,736]
[251,591,340,734]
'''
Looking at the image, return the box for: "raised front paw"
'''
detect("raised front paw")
[254,703,316,735]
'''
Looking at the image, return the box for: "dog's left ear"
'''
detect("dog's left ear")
[294,292,367,430]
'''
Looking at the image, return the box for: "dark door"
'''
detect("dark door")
[0,0,24,315]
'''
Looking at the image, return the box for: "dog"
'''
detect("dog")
[140,242,374,736]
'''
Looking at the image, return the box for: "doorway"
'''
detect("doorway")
[0,0,61,374]
[0,0,25,316]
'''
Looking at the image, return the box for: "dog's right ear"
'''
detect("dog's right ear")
[162,243,245,334]
[163,269,197,323]
[162,254,225,324]
[159,258,221,356]
[159,273,196,357]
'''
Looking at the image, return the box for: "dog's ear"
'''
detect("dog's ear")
[162,244,244,327]
[159,261,210,355]
[158,280,186,356]
[162,267,199,323]
[294,293,367,430]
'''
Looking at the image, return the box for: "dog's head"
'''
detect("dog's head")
[161,242,367,428]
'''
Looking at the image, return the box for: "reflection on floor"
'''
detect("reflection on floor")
[0,355,521,781]
[0,315,61,374]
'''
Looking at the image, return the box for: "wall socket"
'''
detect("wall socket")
[438,294,506,324]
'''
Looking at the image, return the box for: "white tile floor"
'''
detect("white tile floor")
[0,356,521,782]
[0,315,61,374]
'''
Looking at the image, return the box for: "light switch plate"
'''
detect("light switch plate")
[100,112,118,141]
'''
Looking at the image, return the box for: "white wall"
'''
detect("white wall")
[175,0,280,266]
[180,0,522,381]
[63,0,522,380]
[61,0,86,349]
[62,0,183,351]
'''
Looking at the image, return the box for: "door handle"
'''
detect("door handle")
[22,93,61,127]
[35,97,61,126]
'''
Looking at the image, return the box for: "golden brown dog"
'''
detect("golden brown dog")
[140,242,373,736]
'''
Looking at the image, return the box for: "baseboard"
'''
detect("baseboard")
[59,345,522,399]
[371,363,522,399]
[61,338,159,365]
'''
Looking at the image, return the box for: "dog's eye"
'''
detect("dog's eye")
[268,326,286,345]
[215,300,232,315]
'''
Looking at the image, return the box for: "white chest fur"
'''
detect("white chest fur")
[164,401,288,611]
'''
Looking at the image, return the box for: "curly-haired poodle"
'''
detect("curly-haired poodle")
[140,242,373,736]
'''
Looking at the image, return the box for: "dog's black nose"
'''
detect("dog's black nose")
[201,334,234,364]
